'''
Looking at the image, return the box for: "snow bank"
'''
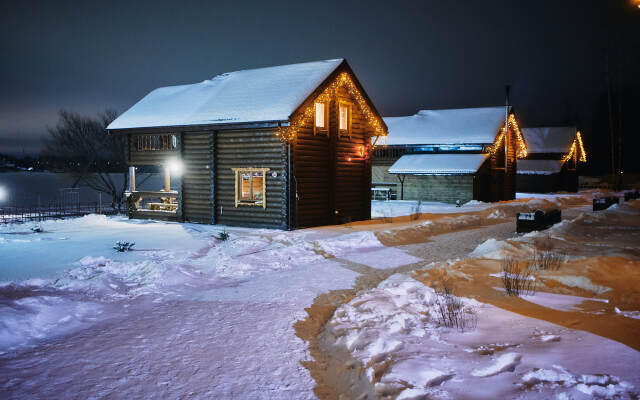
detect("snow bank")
[312,231,422,269]
[521,365,634,398]
[471,238,525,259]
[0,283,106,352]
[328,273,640,399]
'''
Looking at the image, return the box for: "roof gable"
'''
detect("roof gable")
[383,106,509,145]
[522,127,577,154]
[108,59,344,130]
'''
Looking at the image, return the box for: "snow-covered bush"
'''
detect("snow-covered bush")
[501,257,536,296]
[431,282,477,331]
[113,241,135,252]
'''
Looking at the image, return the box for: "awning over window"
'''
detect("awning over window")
[388,153,489,175]
[517,160,564,175]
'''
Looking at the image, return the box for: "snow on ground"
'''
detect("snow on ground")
[372,192,586,218]
[328,273,639,399]
[313,231,422,269]
[0,211,419,398]
[0,193,636,398]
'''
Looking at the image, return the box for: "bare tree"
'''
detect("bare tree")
[44,109,147,211]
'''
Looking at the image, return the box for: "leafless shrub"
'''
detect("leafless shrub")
[431,281,477,332]
[502,257,537,296]
[532,250,566,271]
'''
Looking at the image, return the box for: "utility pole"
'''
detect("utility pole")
[505,85,510,200]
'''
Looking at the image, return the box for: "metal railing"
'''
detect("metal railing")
[0,202,118,224]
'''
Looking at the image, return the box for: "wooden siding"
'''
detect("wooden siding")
[488,123,517,201]
[182,132,214,224]
[128,134,178,165]
[333,85,371,224]
[293,84,372,227]
[214,129,287,229]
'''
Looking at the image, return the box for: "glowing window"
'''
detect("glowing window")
[233,168,269,208]
[338,102,351,136]
[314,102,328,135]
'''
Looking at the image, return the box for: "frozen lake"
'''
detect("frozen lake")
[0,171,163,207]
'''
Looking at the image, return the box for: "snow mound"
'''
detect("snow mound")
[522,365,634,398]
[614,307,640,320]
[470,238,523,259]
[313,231,383,257]
[550,275,611,294]
[0,284,105,351]
[383,359,453,387]
[471,352,522,377]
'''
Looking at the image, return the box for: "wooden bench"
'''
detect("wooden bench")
[148,202,178,211]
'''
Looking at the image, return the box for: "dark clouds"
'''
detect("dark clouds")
[1,0,638,171]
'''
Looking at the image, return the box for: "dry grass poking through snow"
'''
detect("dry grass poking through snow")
[532,250,566,271]
[501,257,537,296]
[432,280,478,331]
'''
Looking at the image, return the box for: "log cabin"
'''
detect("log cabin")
[372,107,528,203]
[106,59,388,229]
[517,127,586,193]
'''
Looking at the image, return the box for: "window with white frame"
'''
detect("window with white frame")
[338,102,351,137]
[233,168,269,208]
[314,101,329,135]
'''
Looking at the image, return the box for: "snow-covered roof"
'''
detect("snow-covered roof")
[388,153,489,175]
[517,160,564,175]
[382,107,509,145]
[107,59,344,130]
[521,127,576,154]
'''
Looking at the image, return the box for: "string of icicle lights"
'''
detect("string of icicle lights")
[276,72,387,143]
[490,114,528,159]
[563,133,587,163]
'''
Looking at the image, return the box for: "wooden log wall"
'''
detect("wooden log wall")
[128,134,178,165]
[489,122,517,201]
[293,84,372,227]
[215,129,287,229]
[293,114,331,228]
[181,132,214,223]
[332,85,370,224]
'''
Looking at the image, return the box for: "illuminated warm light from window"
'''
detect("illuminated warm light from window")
[278,72,387,143]
[315,102,325,128]
[339,105,348,130]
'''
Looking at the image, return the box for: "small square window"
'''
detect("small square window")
[233,168,269,208]
[338,102,351,137]
[314,102,329,135]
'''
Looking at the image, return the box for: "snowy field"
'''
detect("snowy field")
[0,192,638,399]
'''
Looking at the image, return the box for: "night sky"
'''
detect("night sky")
[2,0,638,173]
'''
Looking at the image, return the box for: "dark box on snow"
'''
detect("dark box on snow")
[593,196,619,211]
[516,209,562,234]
